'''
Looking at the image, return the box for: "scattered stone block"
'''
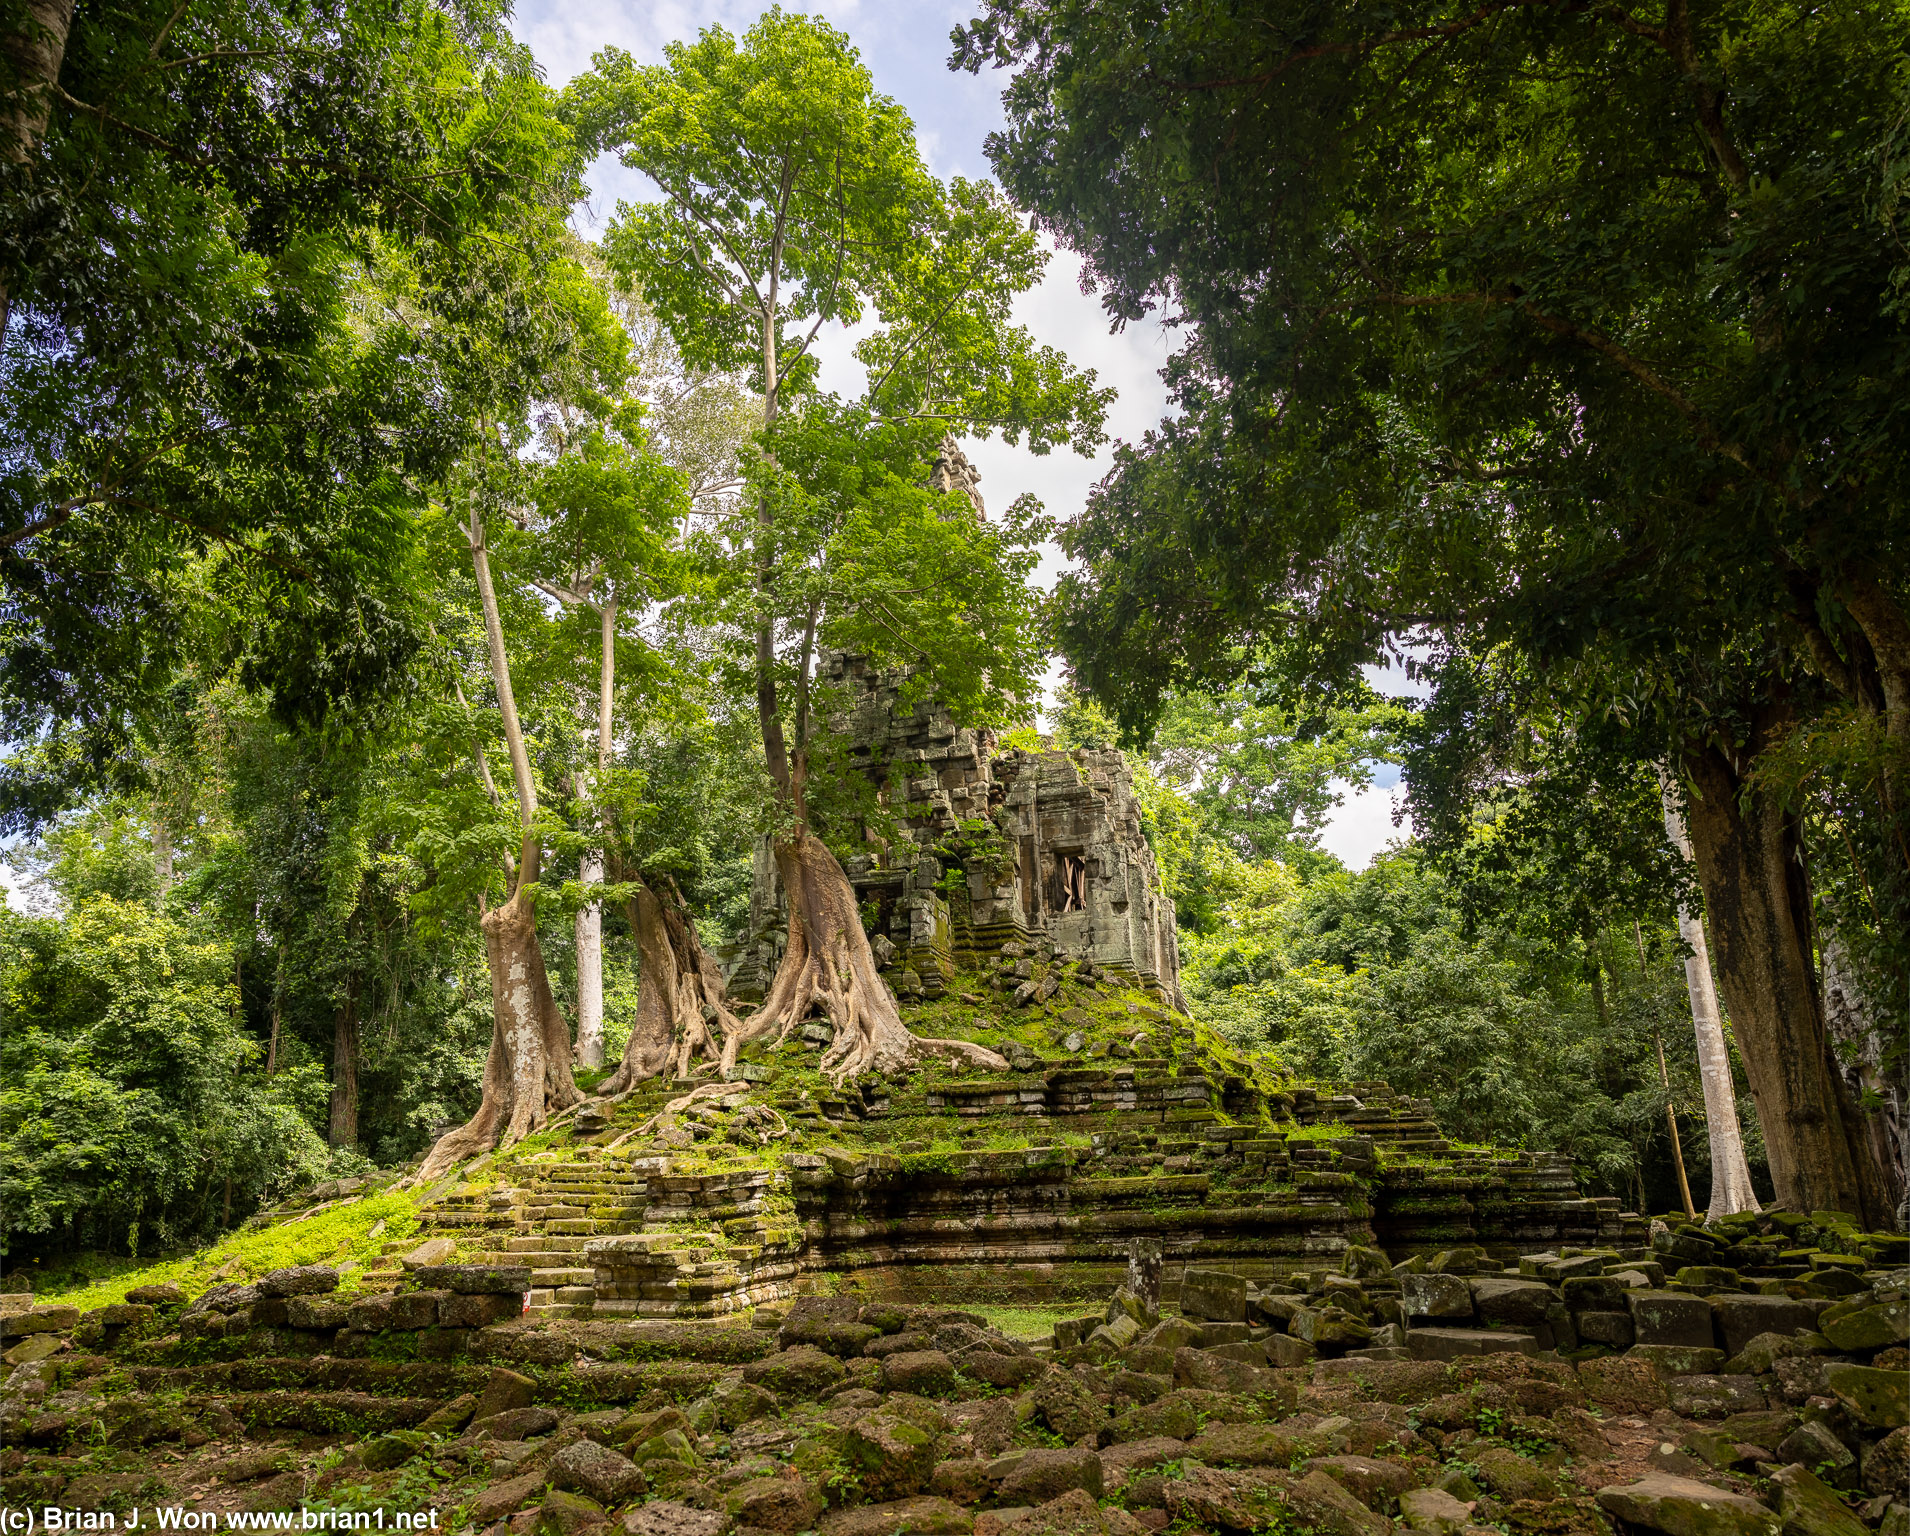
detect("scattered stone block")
[1771,1465,1867,1536]
[257,1264,339,1297]
[554,1439,647,1506]
[1595,1475,1779,1536]
[1824,1364,1908,1429]
[1180,1269,1248,1323]
[1405,1328,1537,1361]
[1403,1274,1474,1320]
[1630,1292,1719,1350]
[999,1447,1102,1504]
[1667,1375,1769,1419]
[820,1497,974,1536]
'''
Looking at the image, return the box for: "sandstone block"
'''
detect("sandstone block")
[1402,1273,1473,1320]
[553,1439,647,1506]
[1288,1468,1393,1536]
[742,1345,847,1397]
[999,1448,1102,1505]
[622,1504,724,1536]
[1714,1296,1817,1359]
[410,1264,532,1294]
[1771,1466,1867,1536]
[1468,1278,1556,1328]
[1399,1487,1473,1535]
[257,1265,339,1298]
[1667,1375,1768,1420]
[1810,1367,1902,1429]
[726,1472,824,1532]
[820,1497,973,1536]
[1629,1291,1718,1349]
[1821,1300,1909,1354]
[1180,1268,1248,1323]
[848,1409,941,1500]
[1188,1422,1308,1467]
[473,1367,538,1420]
[1595,1475,1779,1536]
[1405,1327,1537,1361]
[440,1291,523,1329]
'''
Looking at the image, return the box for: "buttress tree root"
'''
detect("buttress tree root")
[415,870,582,1183]
[721,831,1007,1084]
[597,878,738,1096]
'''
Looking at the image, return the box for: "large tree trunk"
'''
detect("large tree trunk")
[1,0,77,349]
[1823,936,1908,1227]
[1,0,73,165]
[598,880,736,1094]
[1681,740,1892,1225]
[417,864,581,1182]
[574,600,616,1070]
[1661,776,1762,1218]
[723,831,1007,1084]
[327,971,360,1148]
[415,506,582,1183]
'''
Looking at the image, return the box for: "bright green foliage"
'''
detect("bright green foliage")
[1185,850,1757,1204]
[1,0,587,828]
[1,896,327,1257]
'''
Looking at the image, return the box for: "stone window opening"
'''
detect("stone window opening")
[1054,851,1088,914]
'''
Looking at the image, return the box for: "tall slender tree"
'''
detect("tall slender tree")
[567,11,1107,1080]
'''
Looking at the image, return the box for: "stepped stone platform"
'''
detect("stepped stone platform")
[373,1017,1646,1321]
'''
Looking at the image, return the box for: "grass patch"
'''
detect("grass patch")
[27,1189,428,1311]
[966,1303,1094,1340]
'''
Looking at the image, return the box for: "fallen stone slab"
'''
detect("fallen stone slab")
[819,1496,975,1536]
[1824,1364,1909,1430]
[1712,1296,1816,1359]
[1771,1465,1867,1536]
[1406,1328,1537,1361]
[1595,1474,1780,1536]
[1667,1375,1770,1420]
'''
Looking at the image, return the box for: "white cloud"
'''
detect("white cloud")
[1319,779,1411,871]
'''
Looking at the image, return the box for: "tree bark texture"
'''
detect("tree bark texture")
[1681,741,1893,1225]
[416,872,581,1182]
[327,973,360,1148]
[722,831,1007,1083]
[1660,777,1762,1218]
[575,848,605,1070]
[1823,937,1908,1227]
[598,881,736,1095]
[0,0,73,165]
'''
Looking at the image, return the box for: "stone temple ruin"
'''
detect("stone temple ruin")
[727,652,1185,1011]
[728,441,1184,1011]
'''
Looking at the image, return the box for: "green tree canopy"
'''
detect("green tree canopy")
[956,0,1909,1223]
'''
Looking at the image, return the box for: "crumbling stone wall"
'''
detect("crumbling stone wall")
[728,651,1184,1007]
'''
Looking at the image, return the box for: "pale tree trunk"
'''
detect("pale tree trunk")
[416,505,580,1183]
[574,850,605,1070]
[152,819,173,894]
[1660,775,1762,1218]
[598,879,735,1094]
[1681,734,1892,1226]
[573,601,616,1070]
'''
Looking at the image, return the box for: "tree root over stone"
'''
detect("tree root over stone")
[597,879,739,1097]
[720,831,1007,1084]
